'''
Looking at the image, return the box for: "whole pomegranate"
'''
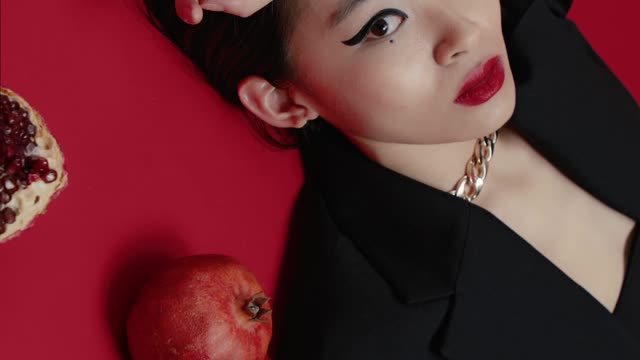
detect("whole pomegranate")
[126,254,272,360]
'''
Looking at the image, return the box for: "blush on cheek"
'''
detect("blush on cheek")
[357,62,434,113]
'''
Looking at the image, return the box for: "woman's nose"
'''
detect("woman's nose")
[433,15,481,66]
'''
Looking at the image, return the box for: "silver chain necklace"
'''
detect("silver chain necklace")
[449,130,499,202]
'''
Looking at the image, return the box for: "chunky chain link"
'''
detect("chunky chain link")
[449,130,499,202]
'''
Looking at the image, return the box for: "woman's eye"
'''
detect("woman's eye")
[369,15,404,38]
[343,9,409,47]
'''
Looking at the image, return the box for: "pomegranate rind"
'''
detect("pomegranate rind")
[126,254,273,360]
[0,86,68,243]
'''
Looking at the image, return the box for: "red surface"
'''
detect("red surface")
[0,0,638,358]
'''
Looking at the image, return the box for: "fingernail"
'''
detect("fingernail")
[200,1,225,11]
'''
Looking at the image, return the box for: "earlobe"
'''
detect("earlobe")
[237,75,319,129]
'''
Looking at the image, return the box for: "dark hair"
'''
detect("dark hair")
[140,0,312,149]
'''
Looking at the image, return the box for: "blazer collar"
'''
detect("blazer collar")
[300,116,472,304]
[299,0,640,356]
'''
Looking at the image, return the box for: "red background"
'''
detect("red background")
[1,0,638,358]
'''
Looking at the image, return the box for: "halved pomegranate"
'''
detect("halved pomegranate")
[0,86,68,243]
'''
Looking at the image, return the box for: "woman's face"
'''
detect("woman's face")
[287,0,516,145]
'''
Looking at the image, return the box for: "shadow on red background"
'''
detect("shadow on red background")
[0,0,638,359]
[105,229,187,359]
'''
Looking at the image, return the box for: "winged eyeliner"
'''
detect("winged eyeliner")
[342,9,409,46]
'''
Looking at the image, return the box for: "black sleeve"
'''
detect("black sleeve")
[501,0,573,40]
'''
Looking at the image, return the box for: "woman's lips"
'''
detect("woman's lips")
[454,55,505,106]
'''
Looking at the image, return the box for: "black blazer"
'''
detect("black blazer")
[270,0,640,358]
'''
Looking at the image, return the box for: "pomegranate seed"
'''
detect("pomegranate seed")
[5,145,18,158]
[0,191,10,204]
[28,172,40,184]
[3,178,17,193]
[43,170,57,183]
[1,208,15,224]
[25,142,36,153]
[30,157,49,174]
[6,158,22,175]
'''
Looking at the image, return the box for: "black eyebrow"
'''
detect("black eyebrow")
[330,0,370,29]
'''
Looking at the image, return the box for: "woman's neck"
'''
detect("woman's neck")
[344,123,528,200]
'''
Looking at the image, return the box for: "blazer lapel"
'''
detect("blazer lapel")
[439,205,640,359]
[300,117,472,305]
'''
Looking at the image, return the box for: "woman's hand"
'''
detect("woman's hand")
[176,0,273,24]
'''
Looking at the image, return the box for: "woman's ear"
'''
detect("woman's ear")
[237,75,320,129]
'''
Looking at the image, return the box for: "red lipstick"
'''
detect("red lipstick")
[455,55,505,106]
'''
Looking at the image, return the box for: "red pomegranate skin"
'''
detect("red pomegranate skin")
[126,254,272,360]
